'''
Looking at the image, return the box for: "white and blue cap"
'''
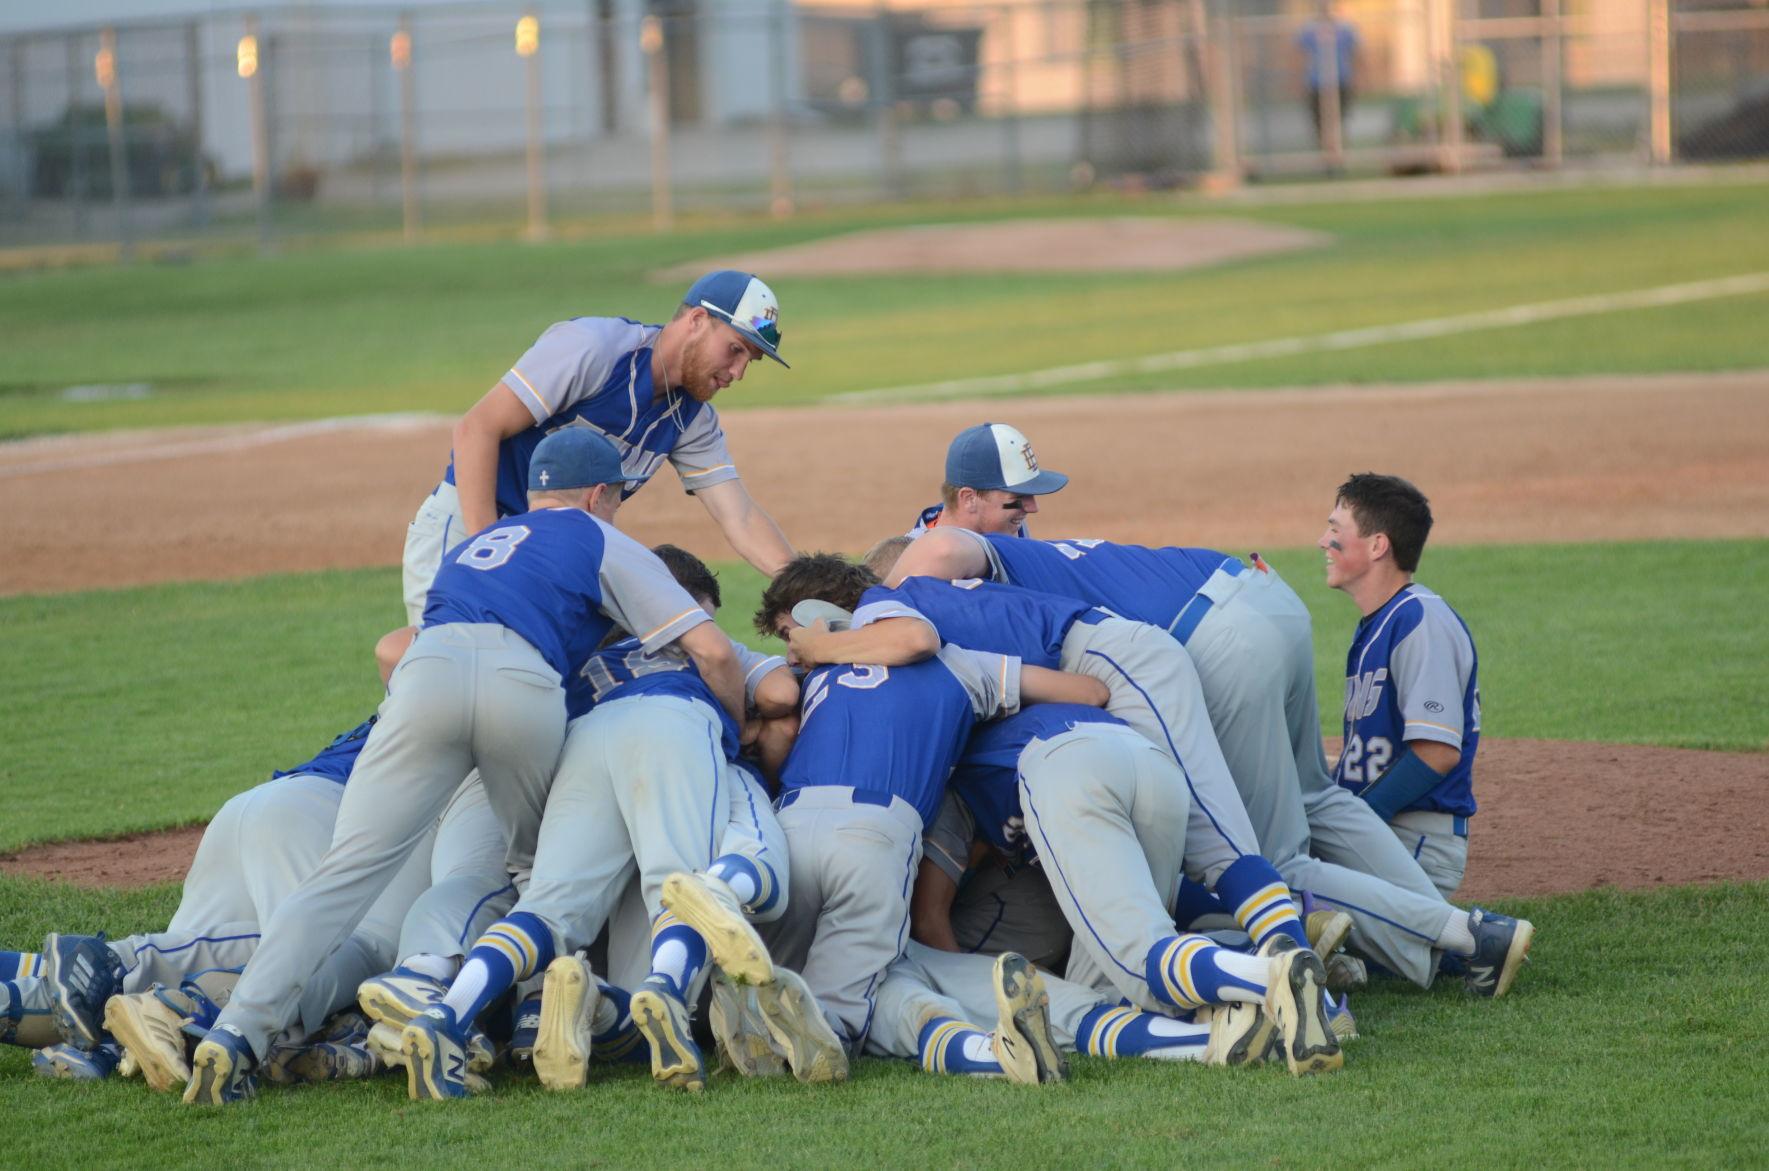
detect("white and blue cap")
[683,270,789,368]
[528,428,626,492]
[945,423,1068,495]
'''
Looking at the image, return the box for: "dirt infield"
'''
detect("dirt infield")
[3,370,1766,897]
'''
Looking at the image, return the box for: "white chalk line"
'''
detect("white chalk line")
[0,412,448,478]
[831,271,1769,405]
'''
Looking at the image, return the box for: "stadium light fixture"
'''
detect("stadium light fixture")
[237,34,258,79]
[391,29,411,70]
[516,14,539,57]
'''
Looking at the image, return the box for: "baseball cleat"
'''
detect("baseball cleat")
[32,1040,123,1080]
[365,1019,491,1073]
[282,1039,383,1084]
[401,1006,473,1101]
[358,966,447,1027]
[533,956,599,1091]
[990,953,1066,1085]
[1306,910,1354,959]
[1202,1002,1280,1067]
[1464,908,1535,999]
[660,872,774,986]
[42,932,126,1050]
[508,989,543,1073]
[182,1025,259,1105]
[1261,937,1343,1077]
[754,967,849,1084]
[1326,993,1359,1043]
[709,970,786,1078]
[630,977,706,1092]
[1324,952,1369,994]
[103,989,194,1092]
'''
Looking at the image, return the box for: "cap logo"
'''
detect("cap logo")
[539,469,551,486]
[1019,440,1038,472]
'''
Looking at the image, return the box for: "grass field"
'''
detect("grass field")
[2,182,1768,438]
[4,180,1766,1164]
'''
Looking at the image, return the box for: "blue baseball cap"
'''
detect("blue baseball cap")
[945,423,1068,495]
[528,428,625,492]
[683,270,789,368]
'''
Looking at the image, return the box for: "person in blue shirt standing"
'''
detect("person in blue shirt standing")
[183,428,746,1104]
[1320,472,1531,997]
[1298,1,1358,149]
[401,269,797,624]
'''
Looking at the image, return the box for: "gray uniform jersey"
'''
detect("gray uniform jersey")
[767,645,1018,1047]
[922,794,1072,971]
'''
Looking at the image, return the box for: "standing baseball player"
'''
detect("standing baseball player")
[906,422,1065,539]
[401,269,795,624]
[183,429,745,1104]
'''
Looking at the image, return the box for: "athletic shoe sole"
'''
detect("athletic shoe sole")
[103,995,190,1092]
[533,957,598,1091]
[1490,918,1536,1000]
[182,1038,252,1105]
[631,987,706,1091]
[660,873,774,986]
[400,1021,467,1101]
[754,970,848,1084]
[1308,911,1354,959]
[358,977,442,1028]
[1204,1002,1279,1067]
[1266,948,1343,1077]
[710,973,787,1078]
[992,953,1066,1085]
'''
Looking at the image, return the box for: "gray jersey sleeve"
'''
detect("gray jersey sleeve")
[1390,593,1477,750]
[851,598,938,637]
[503,318,655,424]
[953,528,1009,582]
[935,644,1021,721]
[923,791,976,885]
[735,643,788,709]
[669,402,741,493]
[592,519,714,653]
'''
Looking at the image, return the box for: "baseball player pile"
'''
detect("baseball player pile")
[1,271,1532,1103]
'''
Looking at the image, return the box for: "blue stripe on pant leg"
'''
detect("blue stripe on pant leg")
[1020,779,1144,983]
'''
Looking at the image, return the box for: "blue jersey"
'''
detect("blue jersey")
[423,507,710,682]
[976,534,1237,631]
[271,715,376,785]
[572,636,784,757]
[949,705,1125,860]
[855,578,1102,669]
[778,646,1018,826]
[1335,584,1480,818]
[443,318,736,518]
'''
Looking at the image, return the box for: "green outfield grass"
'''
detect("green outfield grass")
[2,182,1767,438]
[1,539,1761,855]
[2,877,1763,1168]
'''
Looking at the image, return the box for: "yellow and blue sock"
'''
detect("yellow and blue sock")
[917,1016,1002,1076]
[648,910,709,1004]
[1215,856,1309,952]
[442,911,556,1026]
[1146,934,1270,1011]
[590,981,647,1065]
[1075,1004,1210,1062]
[0,951,44,981]
[706,854,780,917]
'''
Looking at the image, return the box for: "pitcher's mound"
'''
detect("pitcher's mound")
[659,217,1331,280]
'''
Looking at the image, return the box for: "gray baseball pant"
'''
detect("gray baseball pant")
[1060,615,1259,883]
[396,773,519,963]
[210,623,566,1058]
[766,787,923,1048]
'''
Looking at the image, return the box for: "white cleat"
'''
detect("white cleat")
[103,991,192,1092]
[1261,938,1343,1077]
[533,956,599,1092]
[754,968,848,1084]
[660,872,774,986]
[709,970,787,1078]
[990,953,1066,1085]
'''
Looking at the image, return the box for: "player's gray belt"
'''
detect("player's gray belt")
[1391,809,1470,838]
[1166,556,1250,646]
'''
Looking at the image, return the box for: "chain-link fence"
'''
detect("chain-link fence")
[1,0,1765,254]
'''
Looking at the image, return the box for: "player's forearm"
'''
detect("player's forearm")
[451,415,504,535]
[792,618,937,669]
[718,497,795,578]
[1018,665,1110,708]
[751,665,800,719]
[909,859,962,952]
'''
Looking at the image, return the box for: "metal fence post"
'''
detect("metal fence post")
[1001,3,1023,194]
[1647,0,1672,164]
[1316,17,1344,168]
[66,35,88,238]
[186,21,209,228]
[1442,3,1464,174]
[1542,0,1563,167]
[768,0,793,218]
[393,14,418,242]
[1206,10,1241,189]
[240,18,271,251]
[642,14,673,231]
[97,27,131,258]
[10,37,27,217]
[872,5,903,200]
